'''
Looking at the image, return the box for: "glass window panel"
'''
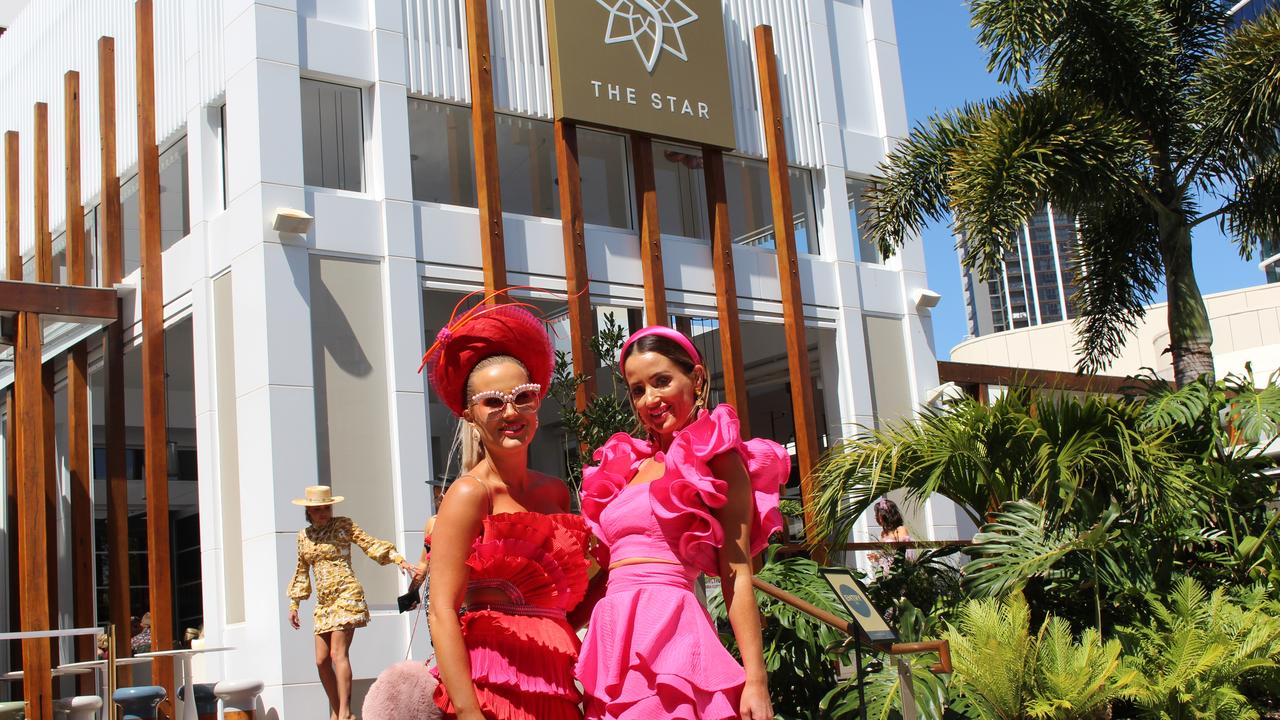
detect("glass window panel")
[496,115,558,219]
[121,174,141,277]
[653,142,708,240]
[722,157,818,253]
[863,315,913,426]
[408,98,477,206]
[846,176,881,263]
[301,79,364,191]
[790,168,817,255]
[579,129,631,229]
[160,137,190,250]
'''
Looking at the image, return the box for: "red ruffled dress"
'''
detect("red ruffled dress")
[430,512,590,720]
[576,405,789,719]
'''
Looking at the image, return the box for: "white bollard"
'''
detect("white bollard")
[212,680,263,720]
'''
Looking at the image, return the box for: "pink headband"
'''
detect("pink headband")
[619,325,702,367]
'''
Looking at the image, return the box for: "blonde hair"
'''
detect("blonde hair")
[450,355,530,473]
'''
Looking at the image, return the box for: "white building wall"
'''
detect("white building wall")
[0,0,944,715]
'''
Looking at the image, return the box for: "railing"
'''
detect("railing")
[751,576,952,720]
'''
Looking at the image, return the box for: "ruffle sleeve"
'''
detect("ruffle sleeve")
[650,404,789,576]
[579,432,652,540]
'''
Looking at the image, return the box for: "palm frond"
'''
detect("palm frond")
[1068,199,1163,372]
[969,0,1066,84]
[1222,154,1280,259]
[1191,6,1280,168]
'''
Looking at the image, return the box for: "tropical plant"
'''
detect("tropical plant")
[547,312,635,491]
[707,546,852,719]
[945,593,1138,720]
[863,1,1280,384]
[1118,577,1280,719]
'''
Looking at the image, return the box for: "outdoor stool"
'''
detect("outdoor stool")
[54,695,102,720]
[0,700,25,720]
[113,686,166,719]
[213,679,262,720]
[179,683,218,720]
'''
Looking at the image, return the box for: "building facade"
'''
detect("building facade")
[0,1,949,716]
[959,203,1080,338]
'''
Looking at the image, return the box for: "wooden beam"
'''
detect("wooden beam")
[552,119,597,410]
[34,104,49,283]
[15,312,53,720]
[753,25,820,532]
[630,135,666,325]
[64,70,95,682]
[5,131,17,279]
[5,130,19,667]
[702,147,750,437]
[464,0,507,297]
[0,280,119,319]
[136,2,175,713]
[99,34,132,675]
[936,360,1145,396]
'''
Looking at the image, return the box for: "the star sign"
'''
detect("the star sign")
[596,0,698,73]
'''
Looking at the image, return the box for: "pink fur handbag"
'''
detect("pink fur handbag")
[363,660,441,720]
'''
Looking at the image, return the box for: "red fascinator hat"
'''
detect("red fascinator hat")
[419,290,554,418]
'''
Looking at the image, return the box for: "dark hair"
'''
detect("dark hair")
[874,499,904,531]
[624,335,698,374]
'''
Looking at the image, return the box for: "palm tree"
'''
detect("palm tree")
[865,2,1280,384]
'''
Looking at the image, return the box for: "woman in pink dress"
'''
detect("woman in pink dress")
[576,325,786,720]
[422,293,591,720]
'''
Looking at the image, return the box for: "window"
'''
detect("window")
[846,176,881,263]
[497,115,559,219]
[653,142,708,240]
[724,156,818,254]
[863,315,913,426]
[301,79,364,191]
[578,128,631,229]
[408,98,476,206]
[121,137,192,276]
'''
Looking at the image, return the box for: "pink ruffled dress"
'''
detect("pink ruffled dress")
[576,404,789,719]
[430,512,590,720]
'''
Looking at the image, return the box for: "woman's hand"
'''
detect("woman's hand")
[739,682,773,720]
[288,609,300,630]
[398,559,416,576]
[411,562,428,585]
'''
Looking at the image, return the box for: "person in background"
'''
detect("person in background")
[287,485,416,720]
[868,497,913,574]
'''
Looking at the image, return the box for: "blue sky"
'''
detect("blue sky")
[891,0,1264,358]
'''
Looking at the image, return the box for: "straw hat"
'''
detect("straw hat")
[291,485,345,506]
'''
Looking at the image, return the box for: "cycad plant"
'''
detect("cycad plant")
[1119,577,1280,719]
[863,1,1280,383]
[945,593,1138,720]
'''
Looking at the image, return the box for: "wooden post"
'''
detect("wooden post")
[464,0,507,297]
[5,130,20,665]
[99,35,133,677]
[16,311,53,720]
[65,70,96,684]
[552,119,597,409]
[702,147,750,436]
[753,25,820,531]
[135,2,175,713]
[34,101,60,630]
[630,135,666,325]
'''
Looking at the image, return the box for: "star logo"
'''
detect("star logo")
[595,0,698,73]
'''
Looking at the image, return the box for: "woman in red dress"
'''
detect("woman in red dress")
[421,293,591,720]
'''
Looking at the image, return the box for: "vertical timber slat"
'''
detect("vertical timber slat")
[465,0,507,297]
[65,70,96,683]
[631,135,666,325]
[135,2,175,714]
[16,312,53,720]
[753,25,820,533]
[4,130,20,674]
[552,119,597,411]
[702,147,750,437]
[99,34,133,675]
[34,102,59,634]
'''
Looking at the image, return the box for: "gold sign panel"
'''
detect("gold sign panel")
[546,0,737,148]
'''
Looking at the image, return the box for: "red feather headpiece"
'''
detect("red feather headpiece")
[419,288,555,418]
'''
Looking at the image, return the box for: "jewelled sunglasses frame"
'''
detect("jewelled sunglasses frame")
[469,383,542,413]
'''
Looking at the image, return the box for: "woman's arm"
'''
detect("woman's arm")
[347,518,409,567]
[709,452,774,720]
[413,516,437,584]
[286,537,311,630]
[427,477,489,720]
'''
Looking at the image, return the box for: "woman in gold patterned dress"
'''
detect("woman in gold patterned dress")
[287,485,418,720]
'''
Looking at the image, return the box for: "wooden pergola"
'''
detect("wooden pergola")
[2,3,177,719]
